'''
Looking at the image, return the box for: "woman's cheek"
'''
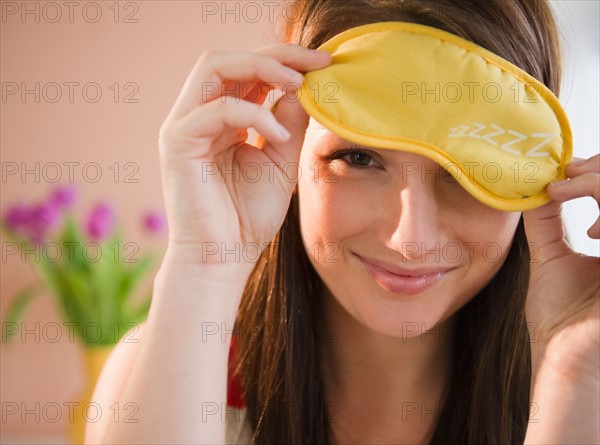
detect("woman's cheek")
[298,168,382,266]
[465,211,521,279]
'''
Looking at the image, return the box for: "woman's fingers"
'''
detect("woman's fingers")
[172,95,291,156]
[168,51,299,121]
[155,45,331,252]
[168,45,331,120]
[547,154,600,239]
[548,152,600,203]
[587,218,600,239]
[565,153,600,176]
[547,172,600,203]
[252,43,332,70]
[260,90,311,167]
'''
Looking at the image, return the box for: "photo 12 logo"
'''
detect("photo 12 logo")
[1,1,140,24]
[1,162,140,184]
[2,82,140,104]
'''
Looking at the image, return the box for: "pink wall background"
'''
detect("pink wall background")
[1,1,277,439]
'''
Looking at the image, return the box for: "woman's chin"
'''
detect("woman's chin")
[353,301,449,340]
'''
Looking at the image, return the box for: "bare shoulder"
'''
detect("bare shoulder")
[84,322,146,444]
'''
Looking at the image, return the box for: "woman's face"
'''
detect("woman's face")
[297,118,522,339]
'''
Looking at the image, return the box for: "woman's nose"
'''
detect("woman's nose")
[386,161,448,262]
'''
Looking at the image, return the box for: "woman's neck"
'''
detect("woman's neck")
[318,288,456,444]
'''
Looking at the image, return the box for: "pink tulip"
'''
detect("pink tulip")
[3,201,63,245]
[33,202,61,229]
[3,203,34,232]
[49,184,77,209]
[142,211,166,234]
[27,202,62,245]
[86,203,115,242]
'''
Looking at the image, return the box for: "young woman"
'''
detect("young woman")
[88,0,599,444]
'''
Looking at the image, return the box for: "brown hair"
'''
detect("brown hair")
[233,1,563,443]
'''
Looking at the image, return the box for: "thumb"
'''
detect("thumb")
[261,90,310,167]
[522,198,571,267]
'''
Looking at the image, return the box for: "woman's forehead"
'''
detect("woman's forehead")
[306,117,370,149]
[307,117,329,132]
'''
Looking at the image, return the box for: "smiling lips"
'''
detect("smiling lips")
[354,253,454,295]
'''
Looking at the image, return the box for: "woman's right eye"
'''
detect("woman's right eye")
[325,148,379,169]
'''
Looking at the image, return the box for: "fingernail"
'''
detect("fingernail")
[282,66,304,83]
[278,124,291,140]
[312,49,331,57]
[550,179,569,187]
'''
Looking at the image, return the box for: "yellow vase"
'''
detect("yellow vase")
[69,345,114,445]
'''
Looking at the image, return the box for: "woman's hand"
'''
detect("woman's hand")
[523,153,599,378]
[157,44,331,267]
[522,153,599,443]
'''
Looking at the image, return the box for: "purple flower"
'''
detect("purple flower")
[86,203,115,242]
[3,201,63,245]
[142,211,166,234]
[32,201,61,230]
[25,202,62,245]
[50,184,77,209]
[3,203,34,231]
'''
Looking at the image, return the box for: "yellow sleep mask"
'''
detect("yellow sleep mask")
[295,21,573,211]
